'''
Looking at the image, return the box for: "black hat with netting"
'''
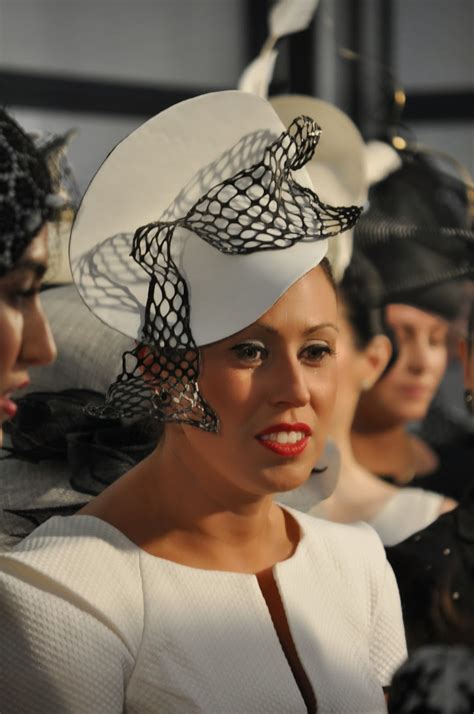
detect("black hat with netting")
[0,108,57,277]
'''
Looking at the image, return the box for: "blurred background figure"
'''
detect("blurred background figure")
[266,88,459,544]
[311,251,458,544]
[388,646,474,714]
[386,299,474,652]
[351,147,473,501]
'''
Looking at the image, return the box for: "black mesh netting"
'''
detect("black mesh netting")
[0,109,55,276]
[82,116,362,431]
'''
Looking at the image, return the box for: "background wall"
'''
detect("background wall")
[1,0,472,194]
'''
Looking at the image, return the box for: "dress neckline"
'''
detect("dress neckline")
[58,505,307,577]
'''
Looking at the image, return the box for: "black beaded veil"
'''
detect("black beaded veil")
[0,109,57,276]
[72,96,362,433]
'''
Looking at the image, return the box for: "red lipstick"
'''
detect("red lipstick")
[255,422,312,457]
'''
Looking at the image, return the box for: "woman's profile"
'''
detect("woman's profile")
[0,109,57,447]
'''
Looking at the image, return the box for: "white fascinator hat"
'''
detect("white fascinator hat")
[70,90,361,431]
[270,96,368,280]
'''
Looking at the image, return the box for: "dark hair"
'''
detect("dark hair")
[338,253,388,348]
[0,108,54,277]
[338,253,399,373]
[319,256,337,293]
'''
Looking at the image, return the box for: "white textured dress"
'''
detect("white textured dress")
[366,488,444,546]
[0,509,406,713]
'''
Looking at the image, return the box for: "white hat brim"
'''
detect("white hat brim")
[70,91,328,346]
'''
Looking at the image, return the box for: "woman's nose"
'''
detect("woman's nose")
[268,355,311,408]
[406,339,432,374]
[18,300,57,368]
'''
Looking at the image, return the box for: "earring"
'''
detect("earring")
[361,379,373,392]
[465,389,473,415]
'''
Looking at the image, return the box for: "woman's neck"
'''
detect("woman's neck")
[351,424,429,483]
[323,421,397,523]
[81,435,299,573]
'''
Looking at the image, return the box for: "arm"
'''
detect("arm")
[369,557,408,689]
[0,564,133,714]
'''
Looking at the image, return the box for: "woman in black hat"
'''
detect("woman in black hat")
[0,109,57,449]
[351,149,473,500]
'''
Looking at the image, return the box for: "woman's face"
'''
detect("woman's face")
[0,227,57,444]
[167,264,338,500]
[360,303,448,424]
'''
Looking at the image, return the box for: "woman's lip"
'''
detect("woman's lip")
[257,436,309,457]
[2,379,30,395]
[256,422,312,437]
[0,397,18,418]
[398,385,431,398]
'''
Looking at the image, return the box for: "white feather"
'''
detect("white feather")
[269,0,320,39]
[238,49,278,97]
[365,140,402,186]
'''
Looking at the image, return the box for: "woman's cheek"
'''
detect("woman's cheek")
[311,364,338,418]
[0,305,23,383]
[432,347,448,381]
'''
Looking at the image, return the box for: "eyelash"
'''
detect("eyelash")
[231,342,335,365]
[8,287,38,308]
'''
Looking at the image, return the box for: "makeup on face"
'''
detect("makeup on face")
[0,230,53,430]
[255,422,312,457]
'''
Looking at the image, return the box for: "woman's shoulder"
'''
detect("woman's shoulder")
[289,507,387,571]
[0,515,144,648]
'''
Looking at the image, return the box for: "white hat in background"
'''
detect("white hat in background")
[237,0,368,280]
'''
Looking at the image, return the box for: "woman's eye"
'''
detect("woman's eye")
[231,343,268,364]
[8,288,37,308]
[429,333,447,347]
[301,343,334,363]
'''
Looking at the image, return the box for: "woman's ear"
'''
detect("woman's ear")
[459,337,473,388]
[360,335,393,391]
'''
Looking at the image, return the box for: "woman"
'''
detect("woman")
[0,109,57,448]
[350,149,473,499]
[386,299,474,652]
[309,254,456,545]
[0,91,406,713]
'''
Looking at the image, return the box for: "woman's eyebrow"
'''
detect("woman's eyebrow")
[254,322,339,336]
[303,323,339,336]
[10,259,47,279]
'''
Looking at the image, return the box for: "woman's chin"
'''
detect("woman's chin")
[260,463,312,494]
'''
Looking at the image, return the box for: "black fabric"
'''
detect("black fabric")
[2,389,159,534]
[388,645,474,713]
[379,434,474,502]
[386,484,474,653]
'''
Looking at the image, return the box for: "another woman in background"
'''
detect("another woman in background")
[308,253,456,545]
[351,149,473,500]
[386,298,474,652]
[0,109,57,449]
